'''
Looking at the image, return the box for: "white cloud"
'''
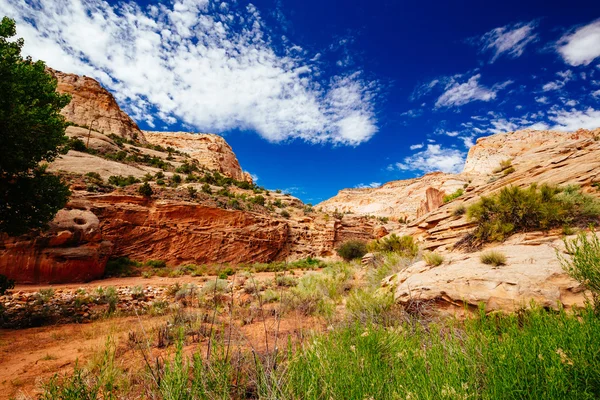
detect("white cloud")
[488,118,518,134]
[0,0,379,145]
[435,74,510,108]
[557,19,600,66]
[355,182,381,189]
[479,21,538,63]
[409,143,424,150]
[592,89,600,98]
[393,144,466,174]
[535,96,549,104]
[541,70,573,92]
[411,79,440,101]
[549,107,600,131]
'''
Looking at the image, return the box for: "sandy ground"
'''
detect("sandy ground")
[1,271,324,399]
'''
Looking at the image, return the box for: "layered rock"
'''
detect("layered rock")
[144,131,251,182]
[382,235,587,313]
[318,172,467,220]
[407,129,600,251]
[49,69,145,142]
[0,208,112,284]
[86,195,287,265]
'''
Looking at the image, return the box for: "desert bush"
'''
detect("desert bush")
[336,240,367,261]
[443,188,464,203]
[138,182,153,197]
[200,279,230,296]
[108,175,140,187]
[492,159,513,173]
[249,195,265,206]
[275,273,298,287]
[502,166,516,176]
[85,172,103,183]
[466,184,600,245]
[453,204,466,216]
[145,259,167,268]
[105,257,140,277]
[201,183,212,194]
[0,274,15,295]
[560,231,600,308]
[480,251,507,266]
[367,234,419,258]
[280,210,290,218]
[423,251,444,266]
[187,186,197,198]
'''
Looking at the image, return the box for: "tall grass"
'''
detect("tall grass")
[285,307,600,399]
[560,231,600,308]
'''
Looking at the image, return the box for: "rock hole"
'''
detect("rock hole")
[74,218,86,225]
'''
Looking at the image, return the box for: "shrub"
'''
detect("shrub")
[108,175,140,187]
[452,204,466,216]
[145,259,167,268]
[480,250,507,266]
[85,172,103,182]
[105,257,139,277]
[503,166,516,176]
[493,159,513,173]
[280,210,290,218]
[367,234,419,258]
[275,274,298,287]
[249,195,265,206]
[187,186,197,198]
[560,231,600,308]
[336,240,367,261]
[170,173,182,186]
[138,182,153,197]
[423,251,444,266]
[466,184,600,244]
[0,274,15,295]
[443,188,464,203]
[201,183,212,194]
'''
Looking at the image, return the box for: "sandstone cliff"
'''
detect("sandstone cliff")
[144,131,251,182]
[49,69,145,142]
[318,172,467,220]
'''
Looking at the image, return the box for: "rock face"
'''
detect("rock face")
[144,131,251,182]
[406,129,600,251]
[0,208,112,283]
[382,235,586,313]
[87,195,287,265]
[49,69,145,142]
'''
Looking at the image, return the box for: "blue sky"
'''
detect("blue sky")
[1,0,600,203]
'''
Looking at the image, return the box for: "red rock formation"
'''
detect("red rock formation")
[49,69,145,142]
[417,187,445,218]
[88,195,289,265]
[0,209,111,283]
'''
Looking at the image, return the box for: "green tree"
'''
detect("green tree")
[0,17,71,236]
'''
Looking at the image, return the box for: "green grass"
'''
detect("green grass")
[480,250,507,266]
[285,307,600,400]
[443,188,464,203]
[423,251,444,266]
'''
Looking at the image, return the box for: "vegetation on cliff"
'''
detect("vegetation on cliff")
[465,184,600,246]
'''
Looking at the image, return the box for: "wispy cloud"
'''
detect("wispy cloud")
[478,21,538,63]
[549,107,600,131]
[409,143,424,150]
[391,144,466,174]
[557,18,600,66]
[541,70,573,92]
[435,74,511,108]
[0,0,380,145]
[354,182,381,189]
